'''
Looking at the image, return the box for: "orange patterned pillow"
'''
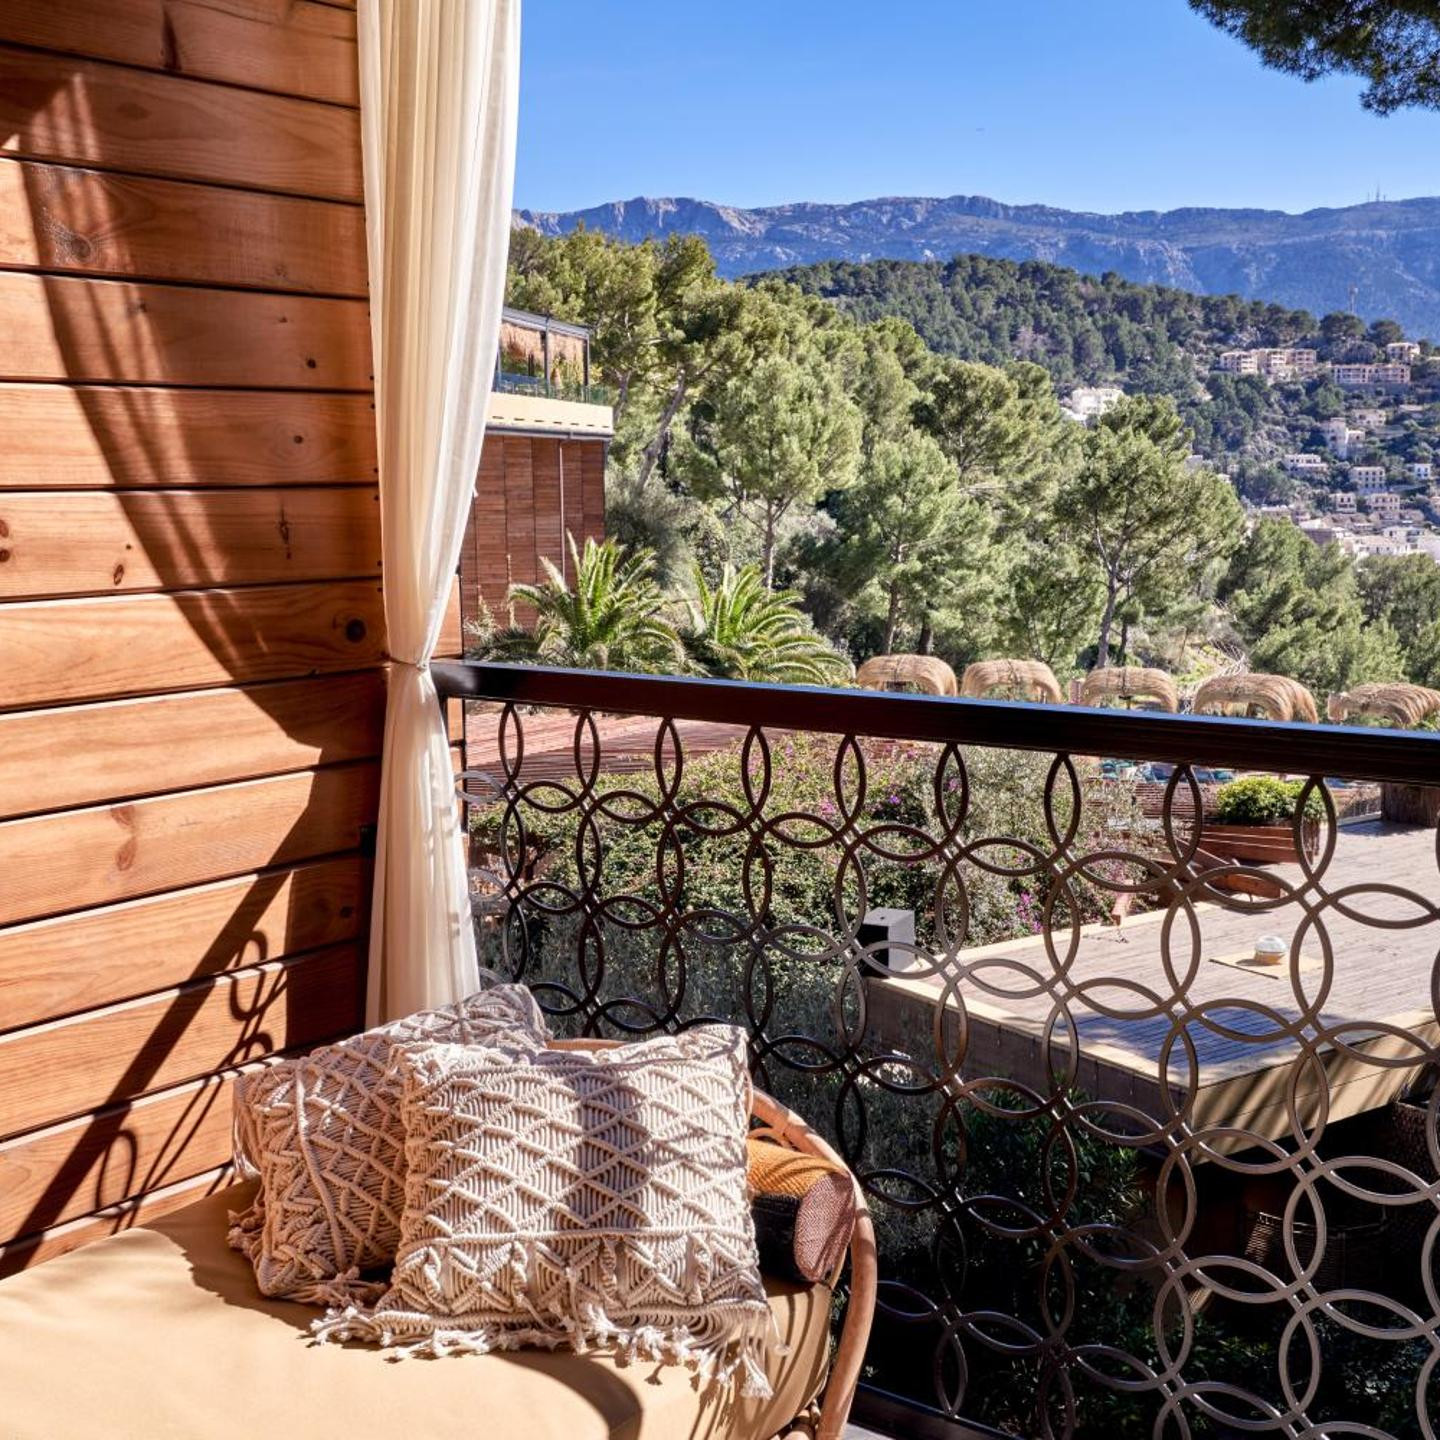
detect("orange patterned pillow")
[747,1138,855,1284]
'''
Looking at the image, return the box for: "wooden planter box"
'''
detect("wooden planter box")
[1201,821,1318,866]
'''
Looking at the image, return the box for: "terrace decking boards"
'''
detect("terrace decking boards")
[465,708,760,783]
[873,820,1440,1145]
[0,0,401,1275]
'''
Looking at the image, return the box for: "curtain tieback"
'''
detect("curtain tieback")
[386,655,430,671]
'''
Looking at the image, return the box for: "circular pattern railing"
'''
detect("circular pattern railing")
[443,665,1440,1440]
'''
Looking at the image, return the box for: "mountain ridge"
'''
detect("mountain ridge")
[514,192,1440,339]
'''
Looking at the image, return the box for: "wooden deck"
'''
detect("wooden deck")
[465,704,759,782]
[872,820,1440,1145]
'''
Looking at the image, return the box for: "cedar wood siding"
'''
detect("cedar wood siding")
[0,0,459,1272]
[459,434,607,632]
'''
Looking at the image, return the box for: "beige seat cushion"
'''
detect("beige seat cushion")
[0,1184,831,1440]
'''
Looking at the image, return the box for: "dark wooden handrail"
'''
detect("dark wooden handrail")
[431,661,1440,786]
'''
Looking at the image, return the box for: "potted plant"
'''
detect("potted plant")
[1203,776,1323,865]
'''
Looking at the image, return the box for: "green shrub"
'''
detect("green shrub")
[471,733,1144,955]
[1213,775,1324,825]
[470,730,1418,1437]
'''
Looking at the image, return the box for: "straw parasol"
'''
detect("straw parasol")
[959,659,1064,705]
[1328,683,1440,826]
[1276,676,1321,724]
[855,653,958,697]
[1079,666,1179,713]
[1327,682,1440,729]
[1191,672,1319,724]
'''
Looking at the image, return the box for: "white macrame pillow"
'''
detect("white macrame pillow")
[313,1025,777,1397]
[229,982,548,1304]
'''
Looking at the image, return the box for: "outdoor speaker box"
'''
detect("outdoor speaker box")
[858,908,918,974]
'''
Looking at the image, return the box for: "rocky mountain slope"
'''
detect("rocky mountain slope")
[515,192,1440,339]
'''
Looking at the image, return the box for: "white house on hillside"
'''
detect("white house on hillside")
[1065,385,1124,422]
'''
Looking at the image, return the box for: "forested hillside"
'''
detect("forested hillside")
[778,253,1440,502]
[500,227,1440,699]
[776,255,1325,388]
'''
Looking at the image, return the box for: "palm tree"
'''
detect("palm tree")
[499,534,683,673]
[680,563,850,685]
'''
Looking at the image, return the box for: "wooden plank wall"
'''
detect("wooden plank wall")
[461,434,607,632]
[0,0,455,1273]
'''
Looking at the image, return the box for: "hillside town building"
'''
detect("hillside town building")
[1062,385,1125,422]
[1334,362,1411,387]
[1216,347,1318,379]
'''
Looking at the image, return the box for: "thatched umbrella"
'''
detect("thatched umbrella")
[1327,683,1440,824]
[1327,682,1440,729]
[1080,666,1179,713]
[1191,672,1319,724]
[959,659,1063,705]
[855,653,958,697]
[1276,676,1320,725]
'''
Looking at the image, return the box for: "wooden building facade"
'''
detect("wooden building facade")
[0,0,467,1274]
[460,429,609,630]
[460,318,612,632]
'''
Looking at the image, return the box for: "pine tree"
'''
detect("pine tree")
[677,346,862,586]
[1055,397,1244,667]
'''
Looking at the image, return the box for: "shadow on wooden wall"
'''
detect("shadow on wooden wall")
[0,5,399,1269]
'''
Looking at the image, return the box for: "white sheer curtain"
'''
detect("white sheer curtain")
[358,0,521,1023]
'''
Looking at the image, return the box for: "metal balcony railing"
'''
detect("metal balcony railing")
[434,660,1440,1440]
[494,368,614,407]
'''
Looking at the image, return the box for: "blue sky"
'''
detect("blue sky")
[516,1,1437,216]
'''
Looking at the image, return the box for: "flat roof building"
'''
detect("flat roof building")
[1065,385,1125,421]
[1334,363,1411,387]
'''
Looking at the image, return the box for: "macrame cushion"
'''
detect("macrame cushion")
[747,1138,856,1284]
[229,982,548,1304]
[314,1025,778,1397]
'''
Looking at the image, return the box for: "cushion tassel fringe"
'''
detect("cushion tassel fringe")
[309,1299,782,1399]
